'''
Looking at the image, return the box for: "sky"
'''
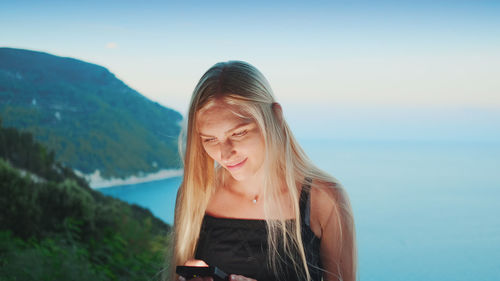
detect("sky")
[1,0,499,141]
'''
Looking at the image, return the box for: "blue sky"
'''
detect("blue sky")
[1,0,499,141]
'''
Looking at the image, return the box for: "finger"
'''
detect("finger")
[184,259,209,267]
[229,274,257,281]
[178,277,186,281]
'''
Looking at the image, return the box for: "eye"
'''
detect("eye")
[202,137,217,143]
[232,130,248,137]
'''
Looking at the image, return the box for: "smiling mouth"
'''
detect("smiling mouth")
[226,158,247,170]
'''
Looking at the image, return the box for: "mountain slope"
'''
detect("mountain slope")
[0,123,171,281]
[0,47,182,179]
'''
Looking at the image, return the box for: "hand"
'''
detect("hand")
[228,274,257,281]
[184,259,209,267]
[176,260,257,281]
[177,259,211,281]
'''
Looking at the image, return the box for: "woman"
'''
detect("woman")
[171,61,357,281]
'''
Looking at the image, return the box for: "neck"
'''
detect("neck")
[224,170,265,201]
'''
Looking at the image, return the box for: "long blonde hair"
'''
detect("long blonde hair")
[170,61,356,280]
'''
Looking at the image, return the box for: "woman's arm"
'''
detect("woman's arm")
[311,183,357,281]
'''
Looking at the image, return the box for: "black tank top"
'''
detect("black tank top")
[194,183,323,281]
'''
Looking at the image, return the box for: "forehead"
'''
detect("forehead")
[196,102,253,134]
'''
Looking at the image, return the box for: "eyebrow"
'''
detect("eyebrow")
[198,122,251,138]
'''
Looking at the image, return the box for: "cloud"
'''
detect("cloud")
[105,42,118,49]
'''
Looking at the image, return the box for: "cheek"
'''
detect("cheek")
[202,144,221,162]
[241,137,265,159]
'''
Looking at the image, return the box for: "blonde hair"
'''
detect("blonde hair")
[170,61,356,280]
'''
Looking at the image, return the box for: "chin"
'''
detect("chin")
[228,172,247,182]
[226,169,252,182]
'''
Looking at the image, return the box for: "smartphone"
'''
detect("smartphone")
[176,266,228,281]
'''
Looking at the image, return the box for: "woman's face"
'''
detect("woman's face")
[196,101,266,182]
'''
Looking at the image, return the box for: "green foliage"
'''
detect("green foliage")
[0,47,182,179]
[0,158,171,281]
[0,116,89,187]
[0,159,42,238]
[0,230,108,281]
[0,122,172,281]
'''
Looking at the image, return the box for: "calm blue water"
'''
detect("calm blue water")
[99,140,500,281]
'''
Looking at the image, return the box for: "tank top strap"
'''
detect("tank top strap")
[299,177,323,281]
[299,177,313,227]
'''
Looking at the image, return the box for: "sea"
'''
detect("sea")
[99,139,500,281]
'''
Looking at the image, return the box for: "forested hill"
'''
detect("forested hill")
[0,47,182,179]
[0,121,171,280]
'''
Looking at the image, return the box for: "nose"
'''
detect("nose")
[220,139,236,163]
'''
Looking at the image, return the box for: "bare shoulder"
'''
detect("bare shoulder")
[310,180,348,211]
[309,180,352,238]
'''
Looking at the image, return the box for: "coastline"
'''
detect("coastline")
[75,168,184,189]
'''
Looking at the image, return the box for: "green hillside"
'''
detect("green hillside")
[0,122,171,281]
[0,47,182,179]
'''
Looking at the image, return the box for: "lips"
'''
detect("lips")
[226,158,247,170]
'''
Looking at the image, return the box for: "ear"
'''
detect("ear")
[272,102,283,124]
